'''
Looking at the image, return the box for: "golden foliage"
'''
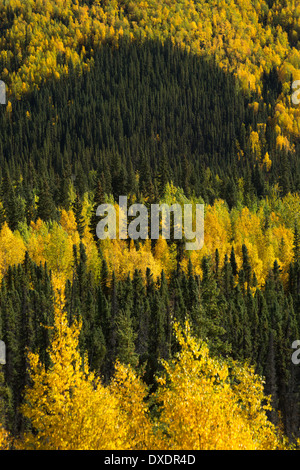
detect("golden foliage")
[0,188,296,290]
[0,222,26,281]
[109,361,154,450]
[101,238,164,283]
[18,304,290,450]
[153,322,289,450]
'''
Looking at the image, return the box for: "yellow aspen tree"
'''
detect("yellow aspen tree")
[0,425,10,450]
[153,322,290,450]
[19,292,130,450]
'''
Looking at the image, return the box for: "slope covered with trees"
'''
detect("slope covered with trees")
[0,0,300,451]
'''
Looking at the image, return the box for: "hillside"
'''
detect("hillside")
[0,0,300,451]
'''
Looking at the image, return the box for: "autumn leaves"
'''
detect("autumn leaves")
[16,291,290,450]
[0,189,298,292]
[2,0,300,148]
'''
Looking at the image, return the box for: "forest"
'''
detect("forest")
[0,0,300,451]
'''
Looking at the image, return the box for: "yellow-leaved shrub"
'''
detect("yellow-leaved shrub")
[153,322,290,450]
[18,298,291,450]
[19,291,130,450]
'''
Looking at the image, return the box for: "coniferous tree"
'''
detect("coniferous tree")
[239,244,252,291]
[221,253,235,299]
[84,287,106,374]
[199,256,228,355]
[139,151,156,204]
[1,171,24,231]
[24,188,36,225]
[230,284,247,361]
[136,297,151,367]
[104,272,118,379]
[255,288,270,376]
